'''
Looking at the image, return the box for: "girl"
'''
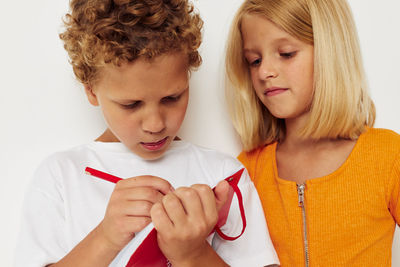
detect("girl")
[225,0,400,266]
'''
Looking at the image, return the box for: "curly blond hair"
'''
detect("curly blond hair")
[60,0,203,85]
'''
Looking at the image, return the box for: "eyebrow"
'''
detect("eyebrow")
[113,86,189,103]
[243,37,296,53]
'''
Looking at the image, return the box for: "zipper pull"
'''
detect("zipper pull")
[297,183,305,207]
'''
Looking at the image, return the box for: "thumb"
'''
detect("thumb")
[214,180,230,211]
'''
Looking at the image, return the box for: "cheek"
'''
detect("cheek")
[101,105,138,134]
[168,101,188,129]
[249,70,263,94]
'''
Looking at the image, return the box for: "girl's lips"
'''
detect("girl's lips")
[141,137,168,151]
[264,87,288,96]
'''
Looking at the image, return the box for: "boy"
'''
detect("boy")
[15,0,278,266]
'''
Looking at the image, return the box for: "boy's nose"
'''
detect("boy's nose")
[142,110,166,134]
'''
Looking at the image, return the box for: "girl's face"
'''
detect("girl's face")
[85,53,189,160]
[241,14,314,121]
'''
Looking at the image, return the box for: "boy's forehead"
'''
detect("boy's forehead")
[96,53,190,96]
[104,53,189,76]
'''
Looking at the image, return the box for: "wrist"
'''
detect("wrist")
[91,224,123,255]
[169,242,227,267]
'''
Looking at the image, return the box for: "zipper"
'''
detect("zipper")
[297,183,309,267]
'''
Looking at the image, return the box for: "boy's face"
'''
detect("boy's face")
[85,53,190,160]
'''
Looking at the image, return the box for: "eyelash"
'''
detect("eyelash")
[250,58,261,67]
[120,95,182,109]
[162,95,181,103]
[121,101,141,109]
[280,51,297,59]
[248,51,297,67]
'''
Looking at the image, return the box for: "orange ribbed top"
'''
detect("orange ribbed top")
[238,128,400,267]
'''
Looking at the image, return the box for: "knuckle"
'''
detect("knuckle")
[195,221,208,235]
[144,188,158,200]
[150,203,163,216]
[115,179,126,188]
[177,187,196,199]
[193,184,211,194]
[162,193,180,209]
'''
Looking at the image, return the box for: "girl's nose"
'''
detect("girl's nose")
[259,60,278,80]
[142,109,166,134]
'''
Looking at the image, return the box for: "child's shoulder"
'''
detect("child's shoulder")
[28,143,96,194]
[40,142,101,167]
[365,127,400,139]
[358,128,400,162]
[363,127,400,149]
[238,142,276,164]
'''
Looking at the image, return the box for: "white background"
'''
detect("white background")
[1,0,399,265]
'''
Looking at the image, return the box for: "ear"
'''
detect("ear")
[84,84,99,106]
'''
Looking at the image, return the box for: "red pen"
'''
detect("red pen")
[85,167,122,184]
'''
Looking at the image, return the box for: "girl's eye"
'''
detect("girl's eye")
[249,58,261,67]
[280,51,297,59]
[162,95,181,103]
[121,101,141,109]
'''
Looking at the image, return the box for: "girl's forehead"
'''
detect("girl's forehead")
[241,14,303,48]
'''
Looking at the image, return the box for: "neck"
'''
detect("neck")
[96,128,120,142]
[281,113,321,150]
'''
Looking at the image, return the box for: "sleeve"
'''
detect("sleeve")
[212,160,279,267]
[388,152,400,224]
[14,158,68,267]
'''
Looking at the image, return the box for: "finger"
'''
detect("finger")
[121,200,154,217]
[214,180,230,211]
[102,216,151,237]
[151,202,174,234]
[173,187,204,219]
[119,187,165,203]
[122,216,152,233]
[161,192,187,226]
[191,184,218,223]
[116,175,174,195]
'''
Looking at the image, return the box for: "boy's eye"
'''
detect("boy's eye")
[280,51,297,59]
[162,95,181,103]
[121,101,141,109]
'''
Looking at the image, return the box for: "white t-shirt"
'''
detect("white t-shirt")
[15,140,279,267]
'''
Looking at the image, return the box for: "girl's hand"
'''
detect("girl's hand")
[96,176,173,252]
[150,180,229,266]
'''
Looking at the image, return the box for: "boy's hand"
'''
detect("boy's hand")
[97,176,173,252]
[150,180,230,266]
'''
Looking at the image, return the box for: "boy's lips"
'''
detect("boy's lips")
[264,87,288,96]
[140,137,169,151]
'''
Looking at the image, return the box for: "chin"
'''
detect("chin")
[141,153,165,161]
[269,111,291,119]
[135,148,168,161]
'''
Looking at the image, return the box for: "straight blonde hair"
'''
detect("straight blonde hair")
[225,0,375,151]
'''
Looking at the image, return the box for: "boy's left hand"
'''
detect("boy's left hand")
[150,180,229,266]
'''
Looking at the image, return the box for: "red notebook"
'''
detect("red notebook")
[85,167,246,267]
